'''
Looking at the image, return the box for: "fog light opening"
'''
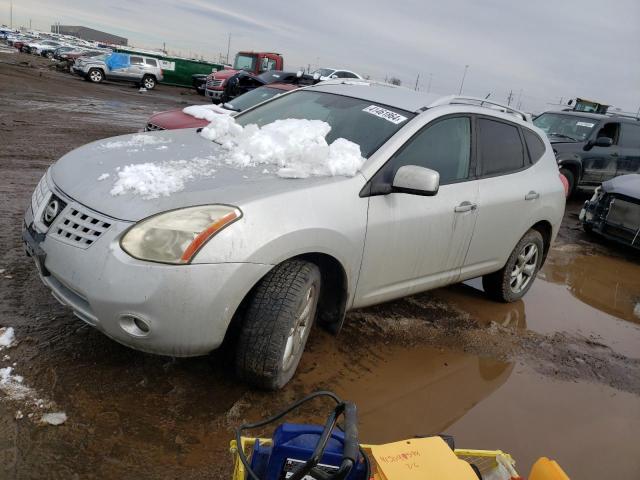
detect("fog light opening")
[119,314,151,337]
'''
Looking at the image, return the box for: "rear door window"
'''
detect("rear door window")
[130,56,144,65]
[387,116,472,184]
[523,129,546,164]
[619,124,640,148]
[478,118,525,176]
[145,58,157,67]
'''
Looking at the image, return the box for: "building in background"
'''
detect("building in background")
[50,25,128,46]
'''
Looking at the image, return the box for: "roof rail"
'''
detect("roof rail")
[606,112,640,121]
[428,95,532,122]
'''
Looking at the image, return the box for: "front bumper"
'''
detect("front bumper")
[205,88,223,99]
[24,179,271,357]
[580,194,640,250]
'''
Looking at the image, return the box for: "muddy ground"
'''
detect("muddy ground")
[1,51,639,479]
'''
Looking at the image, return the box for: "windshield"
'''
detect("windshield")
[233,54,257,71]
[225,86,285,112]
[312,68,335,77]
[533,113,598,141]
[235,90,414,158]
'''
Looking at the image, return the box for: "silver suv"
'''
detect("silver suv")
[23,83,565,389]
[73,53,163,90]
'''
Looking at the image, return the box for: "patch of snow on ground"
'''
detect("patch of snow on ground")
[0,366,31,400]
[183,104,231,122]
[110,158,217,199]
[100,134,170,149]
[200,117,365,178]
[0,327,15,349]
[41,412,67,425]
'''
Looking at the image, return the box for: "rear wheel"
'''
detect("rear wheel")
[236,260,321,390]
[88,68,104,83]
[142,75,156,90]
[559,167,575,197]
[482,229,544,303]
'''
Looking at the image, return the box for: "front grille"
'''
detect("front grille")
[145,122,164,131]
[49,205,112,249]
[206,78,223,88]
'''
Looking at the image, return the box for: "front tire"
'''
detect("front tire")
[88,68,104,83]
[482,229,544,303]
[142,75,156,90]
[559,168,575,197]
[236,260,321,390]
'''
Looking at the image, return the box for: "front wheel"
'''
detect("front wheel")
[236,260,321,390]
[142,75,156,90]
[482,229,544,303]
[88,68,104,83]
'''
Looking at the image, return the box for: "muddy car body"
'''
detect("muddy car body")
[23,83,565,388]
[580,174,640,249]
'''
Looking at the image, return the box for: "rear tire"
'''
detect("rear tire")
[88,68,104,83]
[236,260,321,390]
[559,167,575,197]
[482,229,544,303]
[142,75,156,90]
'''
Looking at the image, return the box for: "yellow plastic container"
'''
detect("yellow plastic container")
[529,457,570,480]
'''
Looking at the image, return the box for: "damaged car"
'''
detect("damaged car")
[580,174,640,249]
[23,83,565,389]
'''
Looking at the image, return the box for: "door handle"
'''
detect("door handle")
[454,201,477,213]
[525,191,540,200]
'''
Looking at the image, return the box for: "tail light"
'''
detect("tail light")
[559,173,569,197]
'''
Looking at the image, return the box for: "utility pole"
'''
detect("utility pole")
[29,19,32,30]
[10,0,13,30]
[414,73,420,91]
[226,33,231,64]
[307,63,310,73]
[427,73,432,93]
[507,90,514,106]
[458,65,469,95]
[516,89,523,109]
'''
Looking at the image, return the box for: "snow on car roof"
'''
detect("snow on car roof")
[309,81,442,113]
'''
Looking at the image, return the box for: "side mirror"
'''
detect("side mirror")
[594,136,613,147]
[392,165,440,196]
[296,70,303,78]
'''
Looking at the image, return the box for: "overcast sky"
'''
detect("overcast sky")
[2,0,638,113]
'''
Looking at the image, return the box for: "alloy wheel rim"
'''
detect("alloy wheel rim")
[282,285,316,370]
[90,71,101,81]
[144,78,154,88]
[510,242,538,294]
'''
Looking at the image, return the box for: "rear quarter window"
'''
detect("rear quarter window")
[523,129,546,164]
[478,118,525,176]
[130,56,143,65]
[145,58,157,67]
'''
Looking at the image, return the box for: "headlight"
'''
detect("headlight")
[120,205,241,264]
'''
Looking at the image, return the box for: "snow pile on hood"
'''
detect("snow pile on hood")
[110,157,217,199]
[101,134,170,149]
[200,116,366,178]
[183,104,231,121]
[0,327,15,349]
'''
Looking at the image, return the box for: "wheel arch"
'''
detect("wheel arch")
[557,157,582,182]
[530,220,553,265]
[224,251,350,349]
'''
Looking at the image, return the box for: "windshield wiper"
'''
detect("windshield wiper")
[548,132,579,141]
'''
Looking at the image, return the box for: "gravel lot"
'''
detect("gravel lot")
[1,52,639,479]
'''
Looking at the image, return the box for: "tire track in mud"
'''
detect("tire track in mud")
[343,293,640,395]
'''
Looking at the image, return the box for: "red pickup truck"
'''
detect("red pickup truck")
[205,51,283,103]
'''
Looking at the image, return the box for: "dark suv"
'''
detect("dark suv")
[533,111,640,195]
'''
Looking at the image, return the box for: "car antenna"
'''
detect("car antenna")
[484,93,491,99]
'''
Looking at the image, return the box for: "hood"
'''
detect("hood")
[211,69,240,80]
[547,134,580,144]
[50,129,349,222]
[601,174,640,199]
[148,109,209,130]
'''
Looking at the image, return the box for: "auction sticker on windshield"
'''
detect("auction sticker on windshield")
[576,121,595,128]
[363,105,408,124]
